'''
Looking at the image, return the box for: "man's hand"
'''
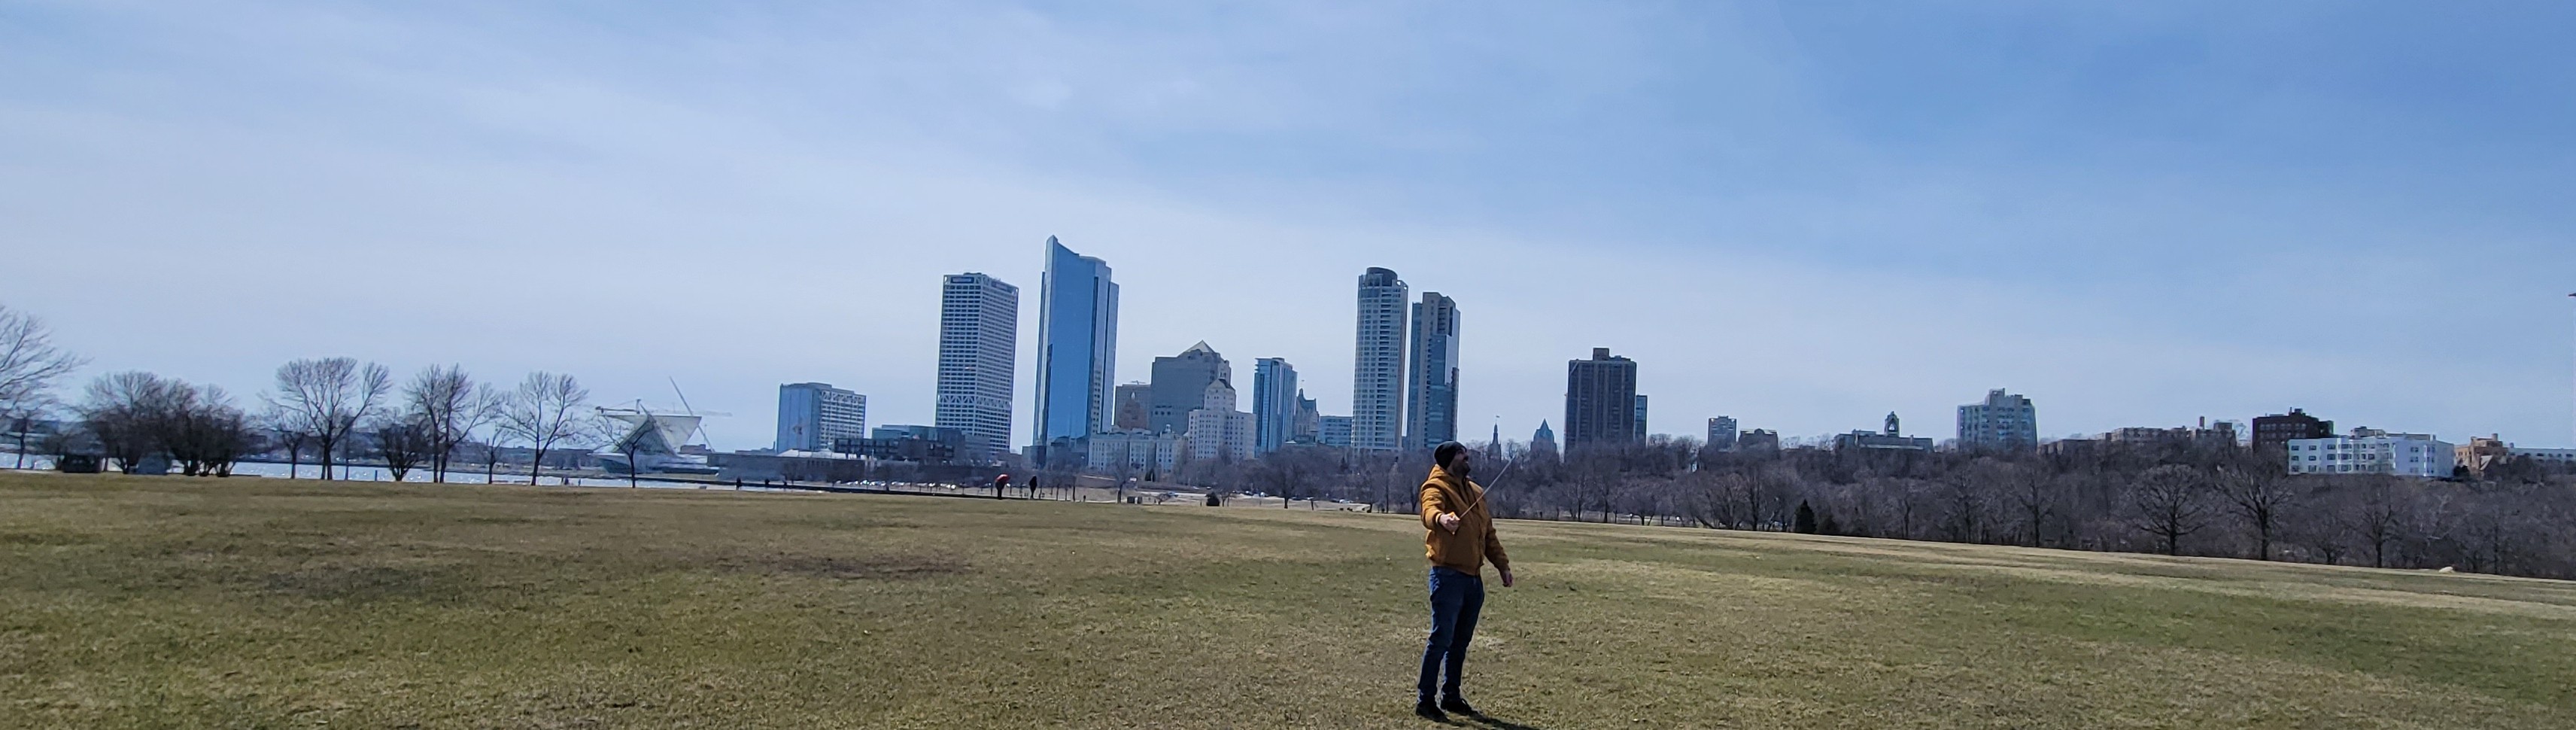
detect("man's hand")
[1437,512,1461,534]
[1499,569,1515,588]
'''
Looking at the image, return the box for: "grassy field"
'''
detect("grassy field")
[3,473,2573,729]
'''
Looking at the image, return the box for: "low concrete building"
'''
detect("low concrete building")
[1736,429,1780,452]
[1835,413,1932,452]
[2286,428,2453,478]
[1086,429,1184,475]
[1319,415,1353,449]
[2460,434,2576,474]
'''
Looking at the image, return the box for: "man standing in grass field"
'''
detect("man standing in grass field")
[1415,440,1512,722]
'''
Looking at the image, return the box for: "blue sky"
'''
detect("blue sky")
[4,1,2572,449]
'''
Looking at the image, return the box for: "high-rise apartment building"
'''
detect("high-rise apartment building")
[1706,416,1738,451]
[1085,429,1185,475]
[1564,348,1639,446]
[1957,389,2039,452]
[774,382,866,452]
[1031,237,1118,449]
[1404,292,1461,452]
[1150,342,1230,435]
[1252,358,1299,454]
[1353,267,1408,452]
[1112,382,1150,430]
[935,272,1018,459]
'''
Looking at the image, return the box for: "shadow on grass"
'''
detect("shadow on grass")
[1460,713,1547,730]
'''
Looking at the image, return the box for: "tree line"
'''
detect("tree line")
[1086,435,2576,580]
[2,303,609,484]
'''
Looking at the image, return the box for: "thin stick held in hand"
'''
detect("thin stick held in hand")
[1457,455,1515,520]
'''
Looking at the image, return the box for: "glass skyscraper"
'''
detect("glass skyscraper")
[1032,236,1119,449]
[1404,292,1460,452]
[1253,357,1298,454]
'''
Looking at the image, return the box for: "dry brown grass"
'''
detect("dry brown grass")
[2,471,2571,728]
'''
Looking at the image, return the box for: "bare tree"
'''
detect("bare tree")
[2127,464,2211,556]
[6,400,52,470]
[2000,462,2058,547]
[161,384,254,477]
[372,418,435,482]
[2216,461,2296,560]
[263,407,311,479]
[265,358,391,481]
[405,365,498,483]
[497,372,595,485]
[1937,461,2002,543]
[0,305,87,419]
[80,372,180,473]
[2350,477,2408,569]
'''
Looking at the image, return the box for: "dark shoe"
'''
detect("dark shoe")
[1414,699,1449,722]
[1440,696,1481,717]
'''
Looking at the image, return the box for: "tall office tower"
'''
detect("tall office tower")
[1404,292,1462,452]
[1564,348,1639,446]
[1633,394,1651,440]
[1353,267,1409,452]
[1031,236,1119,449]
[936,273,1019,459]
[774,382,867,452]
[1706,416,1739,450]
[1957,389,2039,452]
[1252,358,1299,454]
[1292,391,1320,442]
[1150,342,1230,435]
[1112,382,1151,430]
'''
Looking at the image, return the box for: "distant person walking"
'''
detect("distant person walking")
[1414,441,1511,721]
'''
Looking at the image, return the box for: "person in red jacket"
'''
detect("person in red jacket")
[1414,441,1512,721]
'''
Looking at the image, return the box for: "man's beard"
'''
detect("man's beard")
[1451,462,1472,477]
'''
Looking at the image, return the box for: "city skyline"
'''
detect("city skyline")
[7,3,2574,452]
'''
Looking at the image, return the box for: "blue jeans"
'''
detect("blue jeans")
[1419,566,1485,701]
